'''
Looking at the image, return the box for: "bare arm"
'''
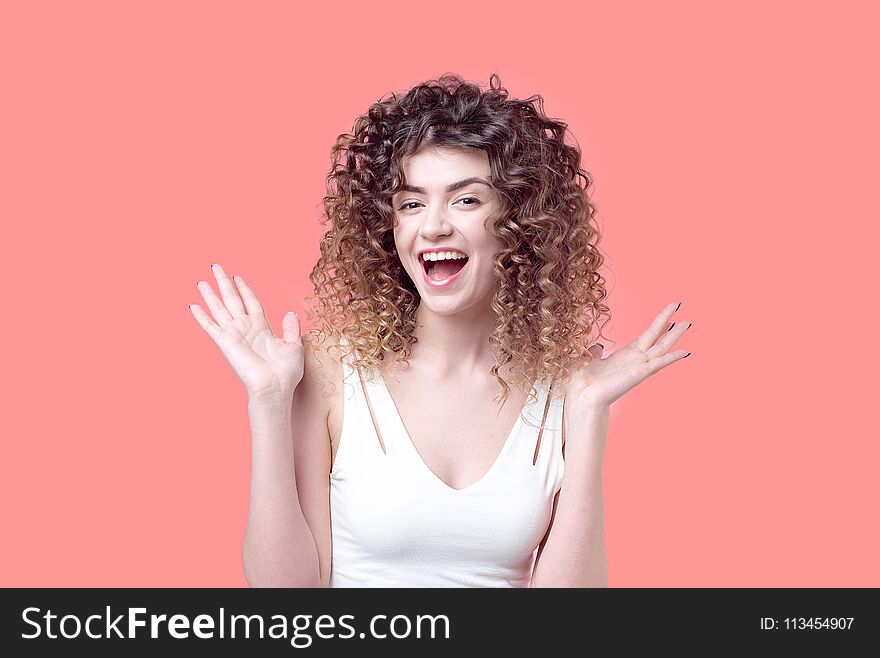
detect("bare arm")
[529,404,610,588]
[241,395,323,588]
[241,331,334,588]
[188,263,331,588]
[530,302,690,586]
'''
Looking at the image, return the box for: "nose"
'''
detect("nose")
[417,202,454,240]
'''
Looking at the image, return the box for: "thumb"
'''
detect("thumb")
[281,312,301,343]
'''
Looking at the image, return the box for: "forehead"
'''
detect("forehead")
[399,146,490,182]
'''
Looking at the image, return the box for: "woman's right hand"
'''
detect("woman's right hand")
[189,263,304,404]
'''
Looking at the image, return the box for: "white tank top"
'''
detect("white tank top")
[329,338,566,587]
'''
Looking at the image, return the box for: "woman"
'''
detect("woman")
[189,73,692,587]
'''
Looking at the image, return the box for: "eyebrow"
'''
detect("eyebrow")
[398,177,492,195]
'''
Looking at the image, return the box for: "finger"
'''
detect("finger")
[646,349,691,376]
[232,274,266,318]
[211,263,247,318]
[196,280,233,326]
[282,312,301,343]
[635,301,681,352]
[646,320,691,359]
[189,304,222,342]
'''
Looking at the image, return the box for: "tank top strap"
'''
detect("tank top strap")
[339,336,388,456]
[531,378,555,465]
[521,376,566,495]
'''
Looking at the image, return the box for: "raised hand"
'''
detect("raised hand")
[189,263,304,403]
[567,301,692,411]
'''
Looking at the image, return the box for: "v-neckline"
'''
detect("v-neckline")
[373,366,544,494]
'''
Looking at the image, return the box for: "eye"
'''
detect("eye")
[396,197,483,211]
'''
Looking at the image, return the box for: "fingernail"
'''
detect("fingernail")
[687,322,692,329]
[667,323,675,331]
[683,352,691,358]
[675,302,681,312]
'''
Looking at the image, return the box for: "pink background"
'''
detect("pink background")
[2,1,877,587]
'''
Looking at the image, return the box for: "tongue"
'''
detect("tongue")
[428,258,467,281]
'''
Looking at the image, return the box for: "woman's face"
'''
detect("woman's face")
[391,145,501,313]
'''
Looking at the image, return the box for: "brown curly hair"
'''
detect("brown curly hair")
[303,72,612,411]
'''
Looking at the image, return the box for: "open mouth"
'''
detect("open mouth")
[421,255,469,282]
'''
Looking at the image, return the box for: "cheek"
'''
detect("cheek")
[476,237,503,265]
[391,230,413,267]
[391,230,403,254]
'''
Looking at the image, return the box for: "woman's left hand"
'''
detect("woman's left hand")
[568,301,692,410]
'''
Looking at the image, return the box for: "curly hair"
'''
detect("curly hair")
[303,72,612,411]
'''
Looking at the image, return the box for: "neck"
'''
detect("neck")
[403,299,500,380]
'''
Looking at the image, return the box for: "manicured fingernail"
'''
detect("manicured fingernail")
[683,352,691,358]
[668,323,675,331]
[675,302,681,312]
[687,322,692,329]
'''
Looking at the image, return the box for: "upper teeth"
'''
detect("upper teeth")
[421,251,467,262]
